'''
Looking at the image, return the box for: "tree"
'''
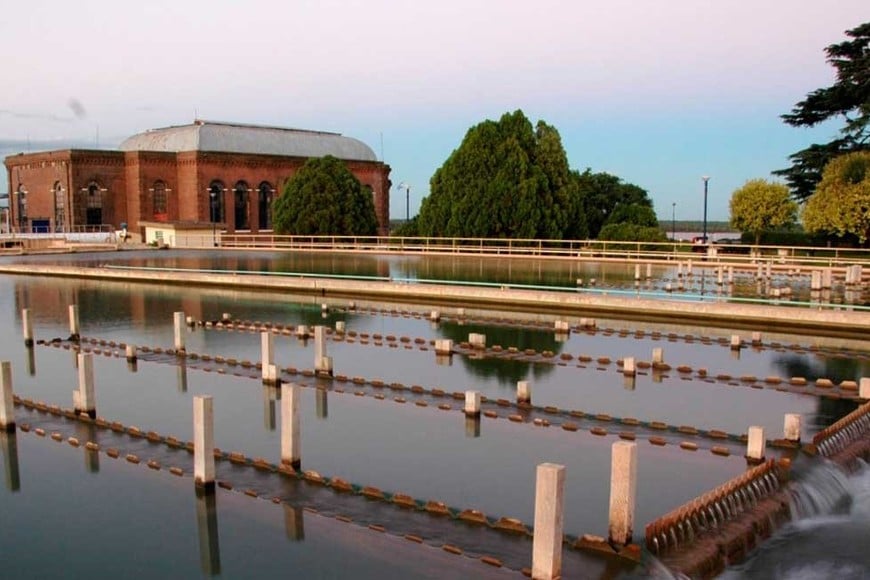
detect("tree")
[729,179,798,245]
[802,151,870,244]
[775,22,870,200]
[572,170,654,238]
[272,156,378,236]
[418,110,580,239]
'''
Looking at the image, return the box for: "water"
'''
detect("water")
[0,249,867,577]
[720,460,870,579]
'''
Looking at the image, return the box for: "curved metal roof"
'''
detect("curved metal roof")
[119,120,378,162]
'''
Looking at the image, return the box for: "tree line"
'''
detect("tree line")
[271,21,868,246]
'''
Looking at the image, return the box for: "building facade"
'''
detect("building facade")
[3,120,391,239]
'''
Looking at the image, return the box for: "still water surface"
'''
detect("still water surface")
[0,250,867,577]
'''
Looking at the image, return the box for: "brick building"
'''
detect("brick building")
[3,120,391,239]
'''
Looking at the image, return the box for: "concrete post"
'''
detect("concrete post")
[173,311,186,352]
[435,339,453,355]
[686,260,693,276]
[652,348,663,364]
[464,390,481,417]
[429,310,440,323]
[68,304,80,339]
[746,426,765,462]
[608,441,637,546]
[860,377,870,400]
[335,321,346,333]
[193,395,215,489]
[554,320,569,334]
[261,331,274,383]
[623,357,636,377]
[727,266,734,284]
[281,383,301,469]
[634,264,641,281]
[717,267,724,285]
[296,324,308,339]
[730,335,742,350]
[125,344,137,361]
[0,362,15,431]
[646,263,652,280]
[751,332,762,346]
[811,270,822,291]
[517,380,531,405]
[784,414,801,443]
[314,326,333,375]
[532,463,565,580]
[75,353,96,419]
[677,262,683,279]
[469,333,486,349]
[822,268,833,290]
[22,308,33,347]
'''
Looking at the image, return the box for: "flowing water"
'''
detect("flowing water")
[720,460,870,579]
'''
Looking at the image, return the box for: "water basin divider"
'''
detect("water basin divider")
[10,418,526,575]
[10,397,633,570]
[38,337,768,455]
[811,402,870,458]
[645,459,792,577]
[190,317,863,401]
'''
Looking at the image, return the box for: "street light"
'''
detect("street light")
[671,202,676,241]
[398,182,410,222]
[209,189,218,247]
[701,176,710,244]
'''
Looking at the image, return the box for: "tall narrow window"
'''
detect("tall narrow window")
[234,181,250,230]
[208,181,225,223]
[86,183,103,226]
[53,182,65,232]
[16,185,27,231]
[258,182,273,230]
[152,181,168,221]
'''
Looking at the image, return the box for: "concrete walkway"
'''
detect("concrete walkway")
[0,262,868,339]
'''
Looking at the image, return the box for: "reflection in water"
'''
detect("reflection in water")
[438,323,562,385]
[263,385,277,431]
[0,430,20,492]
[316,388,328,420]
[177,361,188,393]
[25,346,35,376]
[73,421,100,473]
[465,416,480,438]
[283,503,305,541]
[623,374,636,391]
[195,488,221,576]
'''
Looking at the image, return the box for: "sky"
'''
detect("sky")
[1,0,868,221]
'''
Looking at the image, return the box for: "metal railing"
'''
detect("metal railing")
[190,233,870,268]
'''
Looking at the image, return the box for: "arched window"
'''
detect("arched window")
[152,181,168,221]
[258,182,274,230]
[208,181,225,223]
[85,182,104,226]
[234,181,250,230]
[53,181,65,232]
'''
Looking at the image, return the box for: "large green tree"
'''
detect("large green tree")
[418,110,577,239]
[775,22,870,200]
[802,151,870,244]
[272,156,378,236]
[572,169,654,238]
[729,179,798,245]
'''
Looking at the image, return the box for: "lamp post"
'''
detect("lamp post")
[701,176,710,244]
[671,202,676,241]
[398,182,410,222]
[209,189,218,247]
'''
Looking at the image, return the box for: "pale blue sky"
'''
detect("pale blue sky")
[2,0,867,221]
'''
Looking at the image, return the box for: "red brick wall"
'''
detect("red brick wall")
[6,149,391,236]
